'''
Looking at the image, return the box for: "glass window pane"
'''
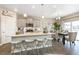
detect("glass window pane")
[62,22,71,32]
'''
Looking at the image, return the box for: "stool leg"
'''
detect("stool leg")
[37,48,40,55]
[32,47,36,55]
[20,45,22,55]
[35,45,39,55]
[12,47,15,55]
[12,44,15,55]
[23,45,27,55]
[25,48,27,55]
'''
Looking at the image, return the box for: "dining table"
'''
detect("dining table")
[58,32,68,45]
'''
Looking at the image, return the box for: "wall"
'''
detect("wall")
[61,12,79,23]
[62,17,79,23]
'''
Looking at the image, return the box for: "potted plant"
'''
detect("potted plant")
[52,22,61,41]
[53,22,61,32]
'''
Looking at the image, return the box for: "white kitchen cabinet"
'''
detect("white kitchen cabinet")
[0,13,17,44]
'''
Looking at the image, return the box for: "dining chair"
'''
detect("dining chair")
[65,32,77,46]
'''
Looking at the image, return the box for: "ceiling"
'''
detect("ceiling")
[0,4,79,18]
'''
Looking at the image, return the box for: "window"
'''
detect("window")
[62,22,71,32]
[72,21,79,32]
[62,20,79,40]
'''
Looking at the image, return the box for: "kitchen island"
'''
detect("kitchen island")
[11,32,54,42]
[10,32,55,52]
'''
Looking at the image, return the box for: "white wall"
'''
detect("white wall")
[61,12,79,23]
[62,17,79,23]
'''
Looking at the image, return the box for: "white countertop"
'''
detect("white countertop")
[11,32,55,37]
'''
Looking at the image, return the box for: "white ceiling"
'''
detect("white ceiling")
[0,4,79,18]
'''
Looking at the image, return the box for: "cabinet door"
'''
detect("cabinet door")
[1,15,16,44]
[5,16,16,35]
[1,15,6,44]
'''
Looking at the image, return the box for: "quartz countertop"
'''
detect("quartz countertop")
[11,32,54,37]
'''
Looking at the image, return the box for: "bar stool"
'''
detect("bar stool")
[45,38,54,53]
[32,39,39,55]
[46,38,54,47]
[36,39,44,54]
[24,39,40,55]
[23,39,36,55]
[11,40,23,55]
[43,38,48,48]
[37,39,44,48]
[36,38,50,54]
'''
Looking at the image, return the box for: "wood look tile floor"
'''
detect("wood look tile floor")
[0,41,79,55]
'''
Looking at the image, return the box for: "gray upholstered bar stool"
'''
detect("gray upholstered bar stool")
[32,39,39,55]
[42,38,53,54]
[11,40,23,55]
[36,38,51,54]
[46,38,54,53]
[23,39,36,55]
[46,38,54,47]
[24,39,42,55]
[36,39,44,54]
[37,39,44,48]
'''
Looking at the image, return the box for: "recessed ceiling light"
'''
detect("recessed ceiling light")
[42,16,44,19]
[24,14,27,17]
[56,17,61,20]
[32,5,35,8]
[14,8,18,12]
